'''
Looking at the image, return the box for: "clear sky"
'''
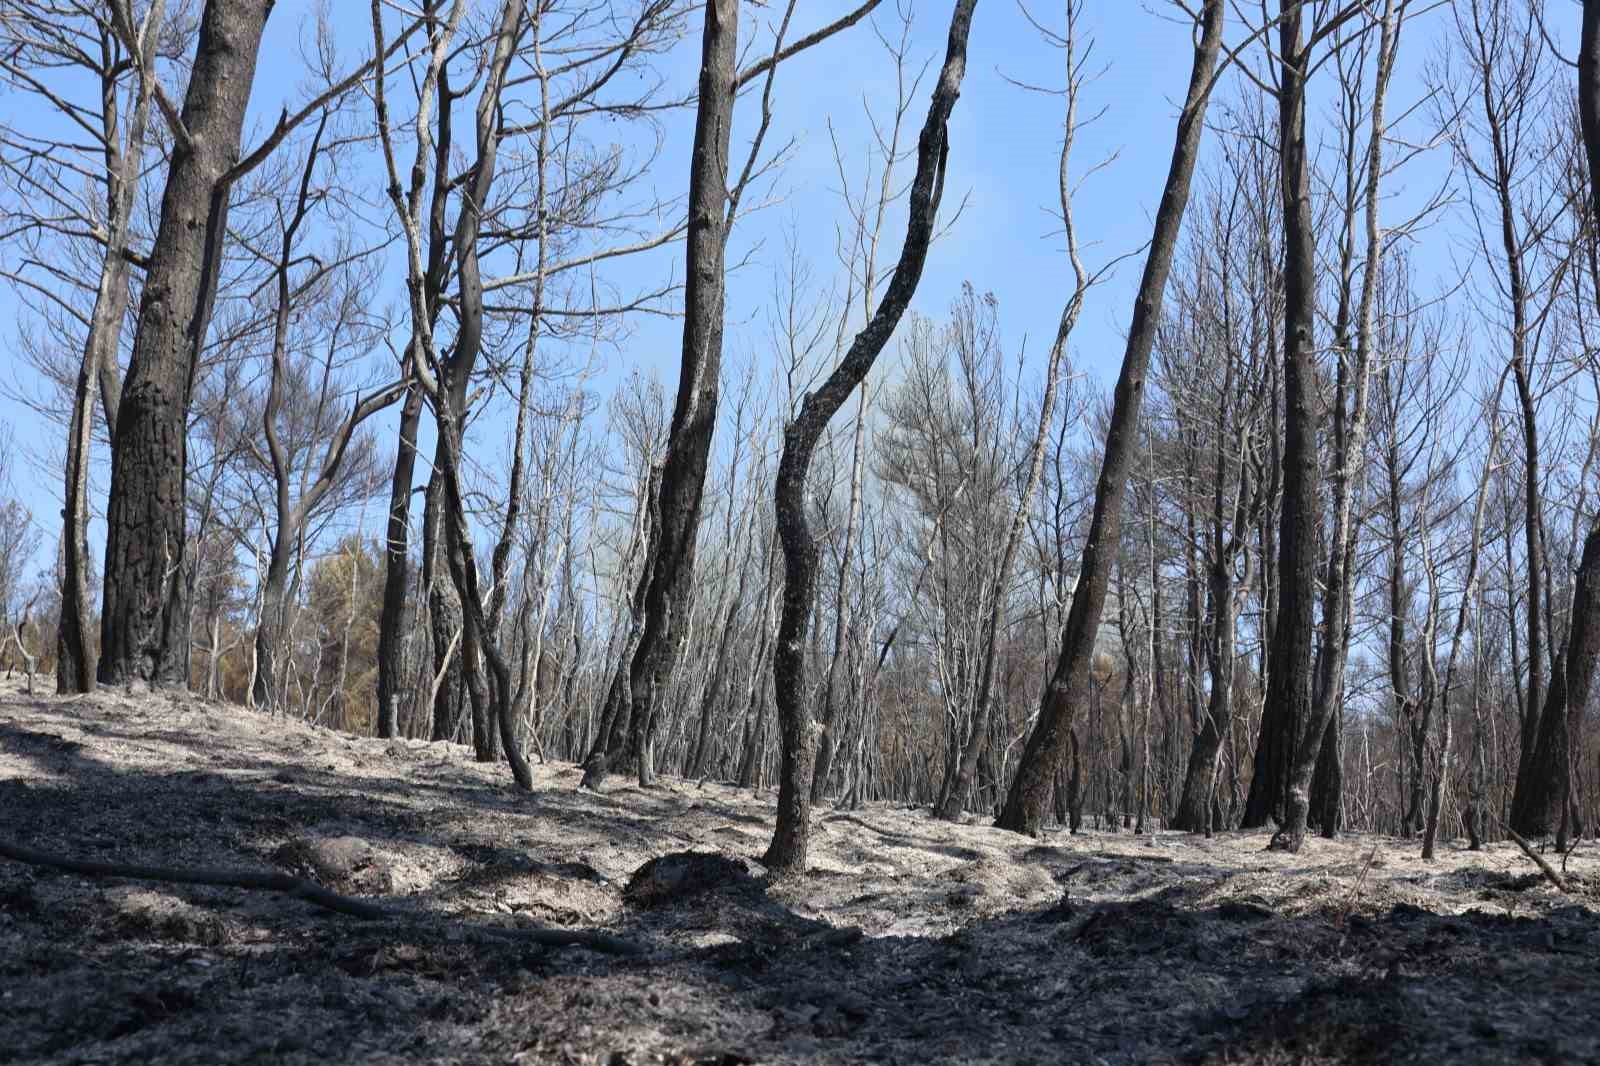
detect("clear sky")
[0,0,1500,593]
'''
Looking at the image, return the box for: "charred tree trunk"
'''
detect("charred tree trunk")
[1261,0,1393,853]
[1527,526,1600,845]
[1516,1,1600,842]
[100,0,273,686]
[424,475,464,742]
[621,0,740,785]
[1244,6,1323,830]
[376,383,423,738]
[763,0,976,873]
[996,0,1224,836]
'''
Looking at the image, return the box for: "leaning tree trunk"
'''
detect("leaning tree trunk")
[762,0,977,874]
[100,0,273,686]
[995,0,1224,836]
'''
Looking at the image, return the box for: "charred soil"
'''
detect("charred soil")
[2,679,1597,1064]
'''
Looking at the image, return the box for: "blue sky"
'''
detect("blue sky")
[0,0,1499,591]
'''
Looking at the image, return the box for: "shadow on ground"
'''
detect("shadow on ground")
[3,706,1599,1065]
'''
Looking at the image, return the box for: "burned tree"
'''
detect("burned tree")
[996,0,1224,837]
[763,0,977,873]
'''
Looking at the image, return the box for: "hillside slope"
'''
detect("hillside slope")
[2,678,1598,1064]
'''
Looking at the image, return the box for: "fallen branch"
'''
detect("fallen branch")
[0,838,644,955]
[1337,843,1380,930]
[1504,827,1569,893]
[8,593,39,694]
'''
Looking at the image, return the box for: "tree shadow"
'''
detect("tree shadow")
[5,707,1600,1064]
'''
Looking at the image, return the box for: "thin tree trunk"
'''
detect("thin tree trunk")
[936,12,1089,818]
[763,0,977,873]
[996,0,1224,836]
[59,5,159,691]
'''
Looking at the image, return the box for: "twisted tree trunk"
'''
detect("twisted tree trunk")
[764,0,977,872]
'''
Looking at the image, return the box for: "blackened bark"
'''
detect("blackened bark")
[622,0,739,785]
[763,0,977,873]
[424,475,465,742]
[995,0,1224,836]
[1308,703,1341,834]
[1524,526,1600,840]
[100,0,273,686]
[1514,1,1600,841]
[376,382,422,738]
[592,464,663,762]
[1258,3,1324,852]
[1584,2,1600,225]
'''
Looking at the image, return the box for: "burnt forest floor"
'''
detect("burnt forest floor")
[2,678,1599,1065]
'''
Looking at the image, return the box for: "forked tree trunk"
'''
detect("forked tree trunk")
[1265,0,1401,853]
[100,0,274,686]
[59,3,158,692]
